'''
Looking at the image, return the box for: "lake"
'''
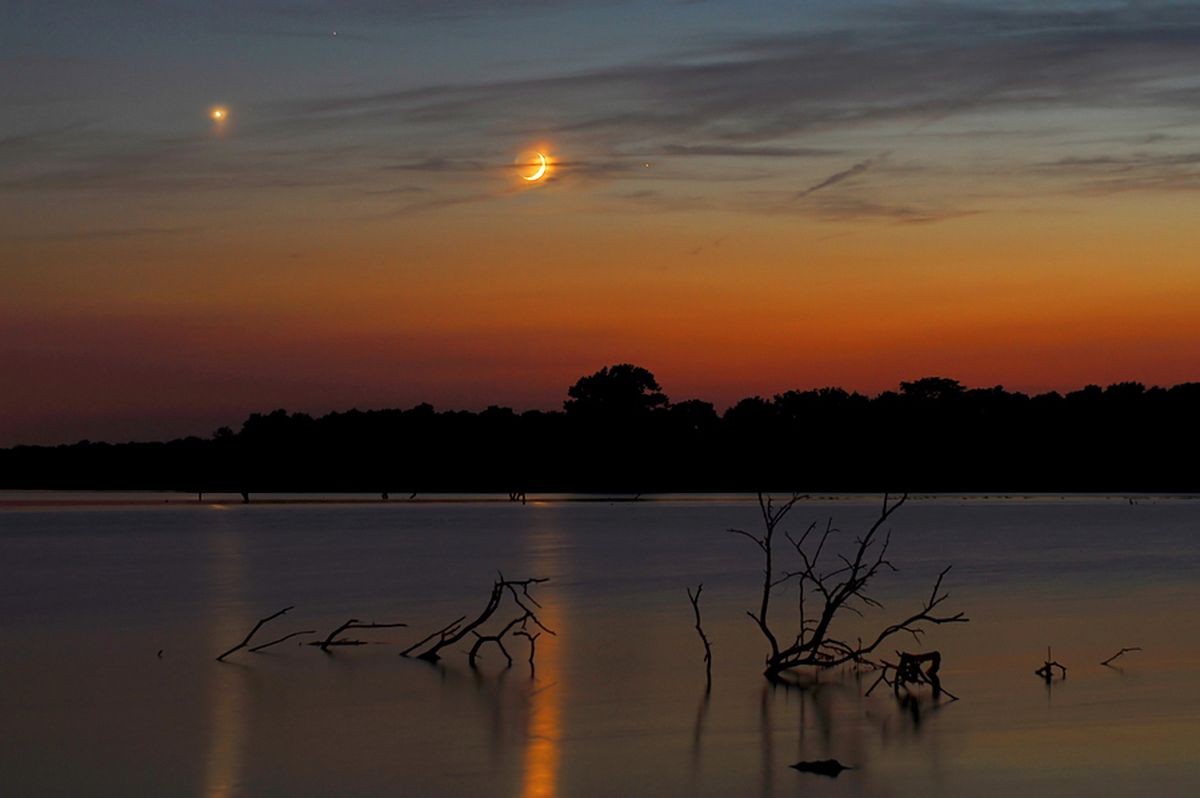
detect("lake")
[2,494,1198,797]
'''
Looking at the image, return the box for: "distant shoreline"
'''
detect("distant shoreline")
[3,491,1197,510]
[5,372,1198,497]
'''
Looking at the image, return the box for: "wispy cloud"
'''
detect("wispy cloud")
[266,3,1200,145]
[1039,150,1200,194]
[10,2,1200,220]
[659,144,839,158]
[796,156,880,197]
[805,197,977,225]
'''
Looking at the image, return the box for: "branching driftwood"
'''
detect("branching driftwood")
[731,493,967,680]
[468,612,531,666]
[514,629,540,676]
[686,583,713,691]
[402,575,553,669]
[216,605,296,661]
[308,619,407,651]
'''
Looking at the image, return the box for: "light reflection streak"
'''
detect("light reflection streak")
[519,508,565,798]
[203,519,248,798]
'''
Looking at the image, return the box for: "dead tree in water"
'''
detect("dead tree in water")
[402,575,553,668]
[731,493,967,680]
[686,584,713,691]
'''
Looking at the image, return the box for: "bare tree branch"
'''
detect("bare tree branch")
[732,493,968,680]
[399,616,466,658]
[309,619,407,652]
[687,583,713,692]
[216,606,294,661]
[248,630,315,652]
[467,612,530,667]
[514,629,540,677]
[406,575,553,665]
[1100,647,1141,667]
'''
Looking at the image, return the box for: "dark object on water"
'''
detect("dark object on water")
[156,649,163,659]
[866,649,960,701]
[1035,646,1068,681]
[897,650,943,697]
[790,759,851,777]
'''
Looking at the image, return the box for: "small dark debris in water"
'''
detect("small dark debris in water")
[156,649,163,659]
[1035,646,1067,681]
[790,759,851,777]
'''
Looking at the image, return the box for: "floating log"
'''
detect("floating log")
[790,759,851,777]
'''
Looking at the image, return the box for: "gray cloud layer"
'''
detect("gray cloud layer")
[7,2,1200,225]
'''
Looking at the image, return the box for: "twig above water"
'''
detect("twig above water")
[216,605,295,661]
[1100,647,1142,667]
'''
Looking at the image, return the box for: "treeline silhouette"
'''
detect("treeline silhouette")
[2,365,1197,492]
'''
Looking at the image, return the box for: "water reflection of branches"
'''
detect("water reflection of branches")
[688,689,710,789]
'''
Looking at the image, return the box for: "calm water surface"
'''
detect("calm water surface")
[1,495,1198,797]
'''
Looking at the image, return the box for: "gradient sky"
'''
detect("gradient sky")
[4,1,1200,445]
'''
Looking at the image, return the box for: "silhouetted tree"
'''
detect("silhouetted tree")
[899,377,964,401]
[3,370,1199,492]
[564,364,668,418]
[666,399,719,433]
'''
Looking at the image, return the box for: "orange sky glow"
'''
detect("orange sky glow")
[4,2,1200,444]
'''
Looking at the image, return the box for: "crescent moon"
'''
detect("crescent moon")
[523,152,547,182]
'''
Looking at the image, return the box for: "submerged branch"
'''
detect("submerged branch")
[400,616,466,658]
[687,583,713,691]
[1100,647,1142,667]
[407,575,552,664]
[248,630,315,652]
[216,605,294,661]
[310,619,407,652]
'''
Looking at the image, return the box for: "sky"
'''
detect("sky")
[3,0,1200,445]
